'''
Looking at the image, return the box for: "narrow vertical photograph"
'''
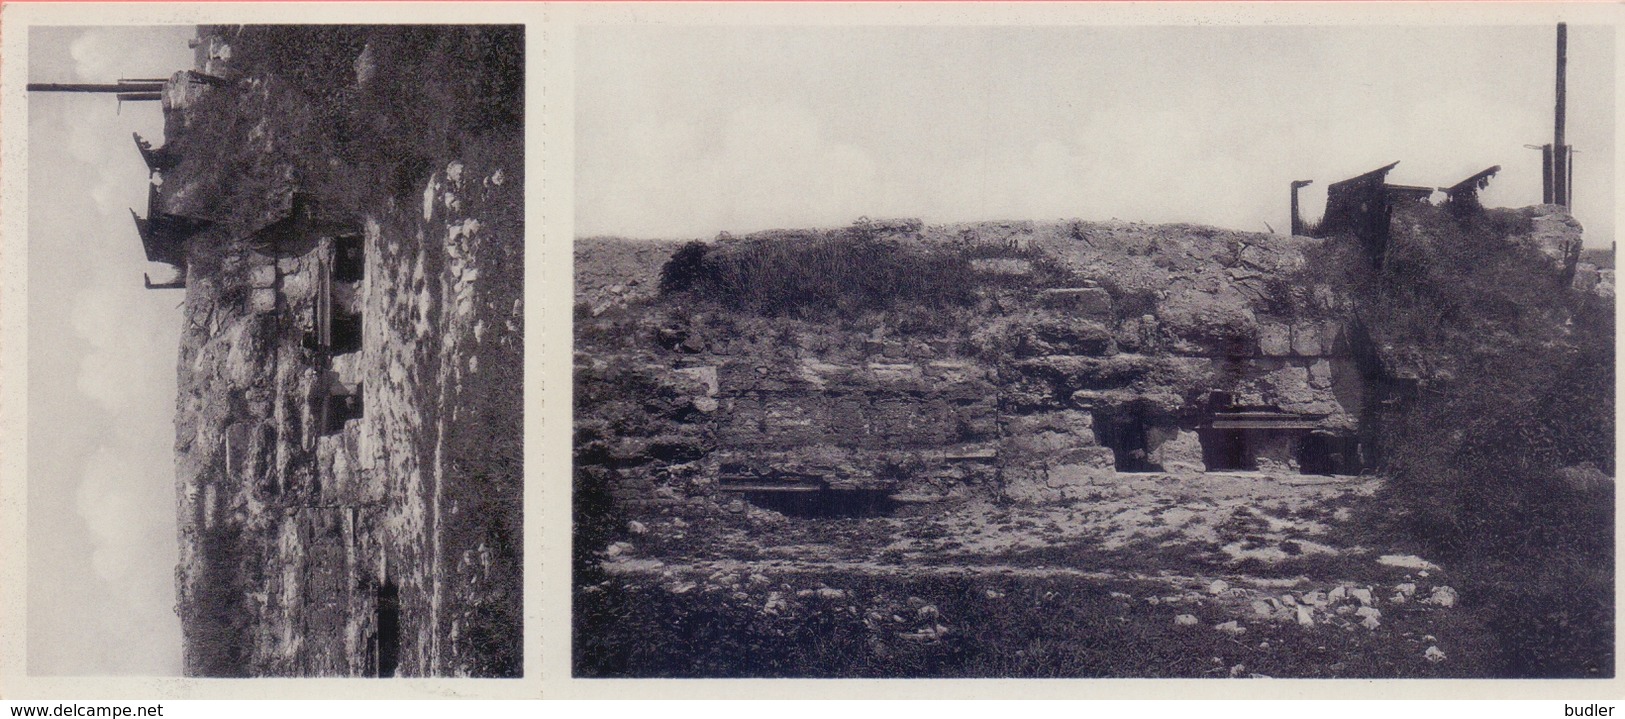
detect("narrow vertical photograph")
[24,24,524,678]
[571,23,1613,680]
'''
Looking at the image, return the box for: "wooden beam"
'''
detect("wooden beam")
[28,82,163,93]
[718,484,823,493]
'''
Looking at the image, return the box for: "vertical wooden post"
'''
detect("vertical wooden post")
[1290,180,1313,236]
[1553,22,1570,208]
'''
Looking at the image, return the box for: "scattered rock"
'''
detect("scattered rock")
[1424,646,1447,663]
[1215,620,1246,635]
[762,592,787,615]
[1378,554,1440,571]
[605,541,634,557]
[1354,606,1380,629]
[900,624,951,642]
[627,520,648,535]
[1426,586,1458,608]
[353,43,376,86]
[1208,579,1231,595]
[1350,587,1374,606]
[1295,605,1315,627]
[1175,614,1200,626]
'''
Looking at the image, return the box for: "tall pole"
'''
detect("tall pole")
[27,82,164,93]
[1553,22,1569,208]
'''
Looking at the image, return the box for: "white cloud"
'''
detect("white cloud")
[75,448,146,582]
[66,29,173,85]
[30,25,196,677]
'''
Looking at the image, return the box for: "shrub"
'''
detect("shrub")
[658,228,980,318]
[659,241,710,294]
[1344,203,1614,676]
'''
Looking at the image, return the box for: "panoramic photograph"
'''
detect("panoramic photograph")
[572,23,1614,679]
[25,24,524,678]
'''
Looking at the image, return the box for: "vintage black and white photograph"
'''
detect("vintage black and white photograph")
[18,22,524,679]
[572,20,1614,679]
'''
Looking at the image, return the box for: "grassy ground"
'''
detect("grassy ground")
[578,570,1490,678]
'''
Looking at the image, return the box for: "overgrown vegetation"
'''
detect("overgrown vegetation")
[576,571,1493,678]
[1342,203,1614,677]
[182,527,253,677]
[661,230,974,317]
[170,25,523,234]
[659,223,1076,321]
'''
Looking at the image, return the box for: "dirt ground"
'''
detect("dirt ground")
[581,471,1491,678]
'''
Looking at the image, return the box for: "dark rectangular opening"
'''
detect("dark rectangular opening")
[334,235,366,283]
[316,384,364,435]
[1297,433,1361,475]
[1092,411,1161,472]
[302,312,363,356]
[1199,427,1253,471]
[375,581,400,678]
[743,489,897,518]
[330,312,363,355]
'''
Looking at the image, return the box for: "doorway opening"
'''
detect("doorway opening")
[1297,433,1361,475]
[1199,428,1254,471]
[1092,411,1162,472]
[375,581,400,678]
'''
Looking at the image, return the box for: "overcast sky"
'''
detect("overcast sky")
[577,24,1614,247]
[27,25,196,676]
